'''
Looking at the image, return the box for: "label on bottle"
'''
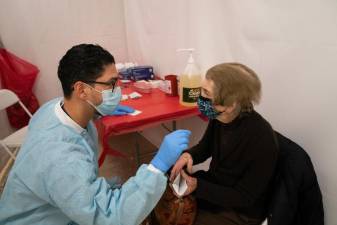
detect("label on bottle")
[182,87,201,103]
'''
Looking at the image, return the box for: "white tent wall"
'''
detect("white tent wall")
[0,0,336,223]
[124,0,337,223]
[0,0,128,138]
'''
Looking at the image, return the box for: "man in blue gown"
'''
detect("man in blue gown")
[0,44,191,225]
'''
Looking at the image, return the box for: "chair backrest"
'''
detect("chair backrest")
[266,132,324,225]
[0,89,32,117]
[0,89,19,110]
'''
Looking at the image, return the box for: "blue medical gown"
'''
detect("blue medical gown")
[0,99,167,225]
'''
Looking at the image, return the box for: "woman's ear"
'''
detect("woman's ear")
[226,102,239,114]
[214,104,227,113]
[215,101,238,114]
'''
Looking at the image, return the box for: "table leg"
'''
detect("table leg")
[161,120,177,132]
[134,120,177,167]
[98,151,107,167]
[172,120,177,131]
[135,133,141,166]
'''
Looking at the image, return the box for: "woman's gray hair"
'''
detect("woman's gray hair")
[205,62,261,112]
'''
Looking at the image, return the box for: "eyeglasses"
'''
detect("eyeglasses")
[83,78,119,91]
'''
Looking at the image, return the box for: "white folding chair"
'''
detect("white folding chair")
[0,89,33,160]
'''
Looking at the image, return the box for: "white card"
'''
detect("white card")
[129,92,142,99]
[129,110,142,116]
[172,172,188,197]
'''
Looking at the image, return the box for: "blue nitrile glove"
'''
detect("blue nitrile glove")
[151,130,191,173]
[111,105,135,116]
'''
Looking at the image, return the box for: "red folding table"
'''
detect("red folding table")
[95,87,201,167]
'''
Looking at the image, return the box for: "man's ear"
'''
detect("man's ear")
[73,81,88,99]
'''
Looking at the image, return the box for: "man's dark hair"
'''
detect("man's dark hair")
[58,44,115,98]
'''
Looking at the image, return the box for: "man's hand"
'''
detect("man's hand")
[170,152,193,181]
[150,130,191,173]
[111,105,135,115]
[181,170,197,196]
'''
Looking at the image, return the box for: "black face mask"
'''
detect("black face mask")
[197,96,220,119]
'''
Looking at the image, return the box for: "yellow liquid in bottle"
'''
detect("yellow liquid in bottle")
[179,74,201,107]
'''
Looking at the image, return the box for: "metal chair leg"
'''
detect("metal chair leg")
[0,142,16,160]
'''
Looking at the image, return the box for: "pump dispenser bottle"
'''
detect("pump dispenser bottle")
[176,48,202,107]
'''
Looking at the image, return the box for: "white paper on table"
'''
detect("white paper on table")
[148,80,164,88]
[129,110,142,116]
[172,172,188,197]
[129,92,142,99]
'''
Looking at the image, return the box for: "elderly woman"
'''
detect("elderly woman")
[170,63,278,225]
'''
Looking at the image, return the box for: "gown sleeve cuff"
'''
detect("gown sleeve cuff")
[147,164,164,174]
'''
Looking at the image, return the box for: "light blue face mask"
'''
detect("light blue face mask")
[86,85,122,116]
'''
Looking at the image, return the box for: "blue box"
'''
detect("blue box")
[119,66,154,81]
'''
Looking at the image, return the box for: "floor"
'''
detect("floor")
[99,132,219,225]
[98,132,156,182]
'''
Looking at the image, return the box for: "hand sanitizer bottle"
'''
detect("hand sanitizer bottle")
[177,48,202,107]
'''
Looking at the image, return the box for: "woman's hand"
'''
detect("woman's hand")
[170,152,193,181]
[180,170,197,196]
